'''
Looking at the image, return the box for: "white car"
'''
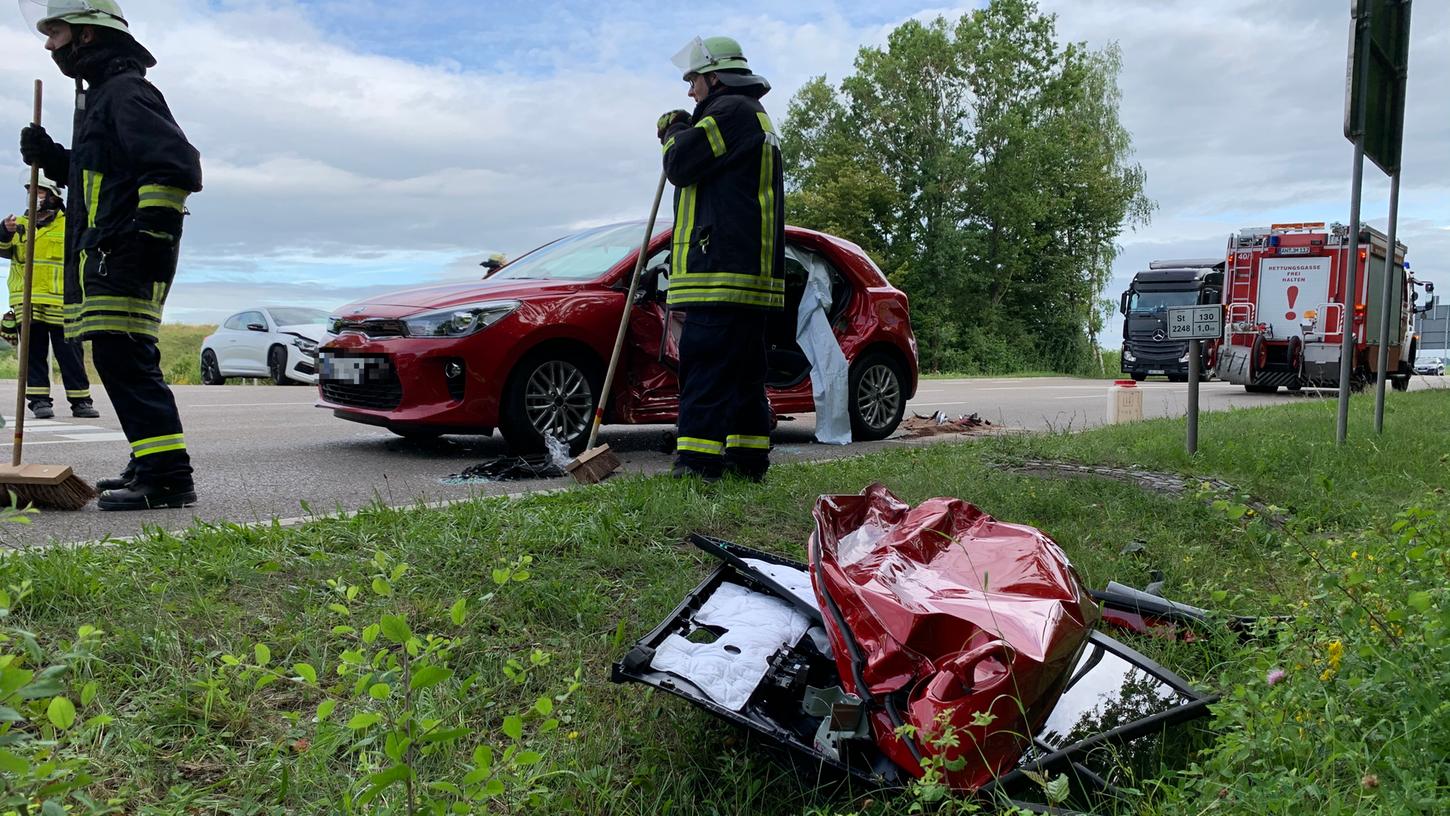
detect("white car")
[201,307,329,385]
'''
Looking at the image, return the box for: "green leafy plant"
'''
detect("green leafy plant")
[0,580,113,816]
[1176,494,1450,813]
[216,550,581,814]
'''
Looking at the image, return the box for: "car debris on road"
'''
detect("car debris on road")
[614,485,1215,811]
[898,410,994,438]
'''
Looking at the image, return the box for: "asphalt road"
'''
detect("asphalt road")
[2,374,1444,548]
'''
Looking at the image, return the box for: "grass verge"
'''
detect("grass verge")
[0,323,215,385]
[1,389,1446,814]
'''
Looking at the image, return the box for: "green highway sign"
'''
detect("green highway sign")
[1344,0,1412,174]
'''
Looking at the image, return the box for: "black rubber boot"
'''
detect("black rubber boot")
[670,462,722,483]
[28,399,54,420]
[96,458,138,492]
[70,399,100,419]
[723,461,768,483]
[98,480,197,511]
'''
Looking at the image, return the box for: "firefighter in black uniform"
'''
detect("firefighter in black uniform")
[657,36,785,481]
[20,0,203,510]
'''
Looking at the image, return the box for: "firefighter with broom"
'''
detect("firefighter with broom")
[2,171,99,421]
[19,0,203,510]
[656,36,785,482]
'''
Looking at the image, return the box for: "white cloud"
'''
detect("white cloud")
[0,0,1444,335]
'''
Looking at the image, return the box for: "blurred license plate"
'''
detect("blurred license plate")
[321,354,386,385]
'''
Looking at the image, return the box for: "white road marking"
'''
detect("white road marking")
[0,415,129,446]
[189,402,318,408]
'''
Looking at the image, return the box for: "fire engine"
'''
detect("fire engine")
[1213,222,1431,393]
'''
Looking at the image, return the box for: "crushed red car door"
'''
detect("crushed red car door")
[810,484,1100,790]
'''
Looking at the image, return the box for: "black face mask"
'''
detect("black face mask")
[51,44,83,78]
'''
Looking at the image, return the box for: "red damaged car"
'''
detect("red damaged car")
[317,222,918,450]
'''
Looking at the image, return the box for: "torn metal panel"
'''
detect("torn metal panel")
[612,494,1215,811]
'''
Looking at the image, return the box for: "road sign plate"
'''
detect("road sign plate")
[1166,306,1222,340]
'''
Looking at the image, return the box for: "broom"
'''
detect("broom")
[0,80,97,511]
[566,169,669,484]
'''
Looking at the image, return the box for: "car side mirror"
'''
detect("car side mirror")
[247,323,267,332]
[1119,292,1130,316]
[635,265,669,303]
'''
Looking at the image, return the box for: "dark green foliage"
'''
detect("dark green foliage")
[782,0,1152,374]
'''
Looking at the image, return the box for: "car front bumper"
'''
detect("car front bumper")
[315,332,505,430]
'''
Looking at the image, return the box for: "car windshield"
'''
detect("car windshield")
[269,307,329,326]
[490,223,658,282]
[1128,289,1201,312]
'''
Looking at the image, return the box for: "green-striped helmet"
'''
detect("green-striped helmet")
[672,36,753,80]
[24,0,133,36]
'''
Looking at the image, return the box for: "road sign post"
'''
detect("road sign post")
[1340,0,1412,444]
[1167,305,1221,455]
[1372,171,1401,434]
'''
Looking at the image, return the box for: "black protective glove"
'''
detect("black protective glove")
[657,110,690,142]
[19,124,63,169]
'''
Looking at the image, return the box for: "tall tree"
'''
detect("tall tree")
[782,0,1152,373]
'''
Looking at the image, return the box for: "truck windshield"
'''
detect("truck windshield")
[1128,290,1201,313]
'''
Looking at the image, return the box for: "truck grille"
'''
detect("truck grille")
[1125,338,1188,359]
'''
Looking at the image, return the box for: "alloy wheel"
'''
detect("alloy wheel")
[856,363,901,431]
[522,360,594,442]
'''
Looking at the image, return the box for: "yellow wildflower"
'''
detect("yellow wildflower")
[1321,639,1344,681]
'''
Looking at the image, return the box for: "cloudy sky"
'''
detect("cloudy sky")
[0,0,1445,342]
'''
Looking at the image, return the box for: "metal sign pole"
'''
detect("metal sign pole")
[1336,140,1366,445]
[1337,8,1373,446]
[1187,338,1201,455]
[1372,171,1401,433]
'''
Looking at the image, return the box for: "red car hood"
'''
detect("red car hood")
[342,278,593,315]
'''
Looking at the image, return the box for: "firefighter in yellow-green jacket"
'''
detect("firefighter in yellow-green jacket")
[0,172,97,419]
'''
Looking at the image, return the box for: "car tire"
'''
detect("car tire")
[848,350,907,441]
[499,349,603,454]
[268,345,291,385]
[1130,372,1147,382]
[1390,376,1409,392]
[200,350,226,385]
[1245,384,1278,394]
[1167,373,1188,383]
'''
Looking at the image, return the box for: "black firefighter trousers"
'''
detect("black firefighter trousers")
[90,333,192,485]
[25,321,91,406]
[675,308,773,477]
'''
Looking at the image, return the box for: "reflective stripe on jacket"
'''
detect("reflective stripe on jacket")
[661,89,785,311]
[0,211,66,324]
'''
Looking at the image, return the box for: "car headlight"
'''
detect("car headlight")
[1123,350,1135,362]
[402,300,520,338]
[292,336,319,354]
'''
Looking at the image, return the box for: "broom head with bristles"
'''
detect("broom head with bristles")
[0,464,98,510]
[565,444,620,485]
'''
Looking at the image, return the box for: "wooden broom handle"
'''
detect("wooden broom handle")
[13,80,42,466]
